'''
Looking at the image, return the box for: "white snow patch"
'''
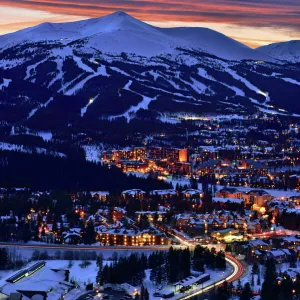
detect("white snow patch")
[65,65,109,96]
[81,95,99,117]
[110,66,130,76]
[37,131,53,141]
[226,67,270,102]
[281,77,300,86]
[48,59,63,88]
[198,68,245,97]
[24,58,48,81]
[27,97,53,120]
[0,142,66,157]
[82,144,103,162]
[111,80,158,122]
[0,78,12,90]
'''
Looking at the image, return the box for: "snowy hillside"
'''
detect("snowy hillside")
[257,40,300,63]
[0,11,271,61]
[0,11,300,134]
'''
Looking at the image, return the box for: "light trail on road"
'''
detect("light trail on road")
[180,253,244,299]
[0,242,244,300]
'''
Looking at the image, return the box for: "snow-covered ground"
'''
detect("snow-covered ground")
[143,263,233,300]
[82,144,103,163]
[240,260,300,294]
[161,175,300,199]
[0,260,109,300]
[216,184,300,199]
[0,142,66,157]
[110,80,158,122]
[0,78,12,90]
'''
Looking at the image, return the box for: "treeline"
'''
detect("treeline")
[98,246,226,287]
[280,209,300,230]
[0,150,171,191]
[30,249,99,261]
[261,258,300,300]
[193,245,226,272]
[100,252,148,286]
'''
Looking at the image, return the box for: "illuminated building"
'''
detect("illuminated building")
[90,191,109,201]
[172,162,192,175]
[148,147,187,162]
[149,189,177,199]
[215,187,243,199]
[179,148,188,162]
[97,229,170,246]
[118,160,149,172]
[135,211,166,223]
[111,147,146,162]
[122,189,146,200]
[197,159,267,177]
[243,190,273,207]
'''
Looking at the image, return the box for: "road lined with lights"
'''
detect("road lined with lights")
[0,239,244,300]
[180,253,244,300]
[165,228,245,299]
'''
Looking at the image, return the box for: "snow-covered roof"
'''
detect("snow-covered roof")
[2,264,66,296]
[182,189,203,195]
[122,189,146,195]
[90,191,109,196]
[149,189,176,196]
[213,197,244,204]
[174,274,210,288]
[248,239,269,247]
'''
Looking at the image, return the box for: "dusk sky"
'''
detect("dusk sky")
[0,0,299,48]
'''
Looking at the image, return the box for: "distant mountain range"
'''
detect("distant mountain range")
[0,11,273,61]
[257,40,300,63]
[0,11,300,135]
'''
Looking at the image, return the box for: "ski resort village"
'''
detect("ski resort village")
[0,5,300,300]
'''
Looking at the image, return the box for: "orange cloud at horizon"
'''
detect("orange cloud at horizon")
[0,0,299,48]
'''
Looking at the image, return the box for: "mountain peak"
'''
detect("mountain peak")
[111,11,130,17]
[257,40,300,63]
[0,11,272,61]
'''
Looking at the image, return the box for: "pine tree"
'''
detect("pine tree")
[252,262,259,274]
[257,272,261,286]
[261,258,279,300]
[84,221,95,245]
[240,282,252,300]
[96,254,104,271]
[0,248,9,269]
[140,285,145,300]
[237,279,242,293]
[144,288,150,300]
[96,268,102,285]
[251,274,254,286]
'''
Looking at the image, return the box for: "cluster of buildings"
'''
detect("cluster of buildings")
[101,146,191,174]
[175,210,262,243]
[245,235,300,264]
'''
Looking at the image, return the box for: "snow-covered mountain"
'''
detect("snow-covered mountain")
[0,11,300,136]
[257,40,300,63]
[0,11,271,61]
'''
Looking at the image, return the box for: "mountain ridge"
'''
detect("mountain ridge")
[0,11,300,136]
[0,11,272,61]
[257,40,300,63]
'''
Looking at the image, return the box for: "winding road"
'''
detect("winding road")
[0,241,245,299]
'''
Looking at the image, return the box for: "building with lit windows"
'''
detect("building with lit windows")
[97,228,170,246]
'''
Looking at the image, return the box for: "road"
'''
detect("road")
[0,242,244,299]
[179,253,244,299]
[0,242,172,251]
